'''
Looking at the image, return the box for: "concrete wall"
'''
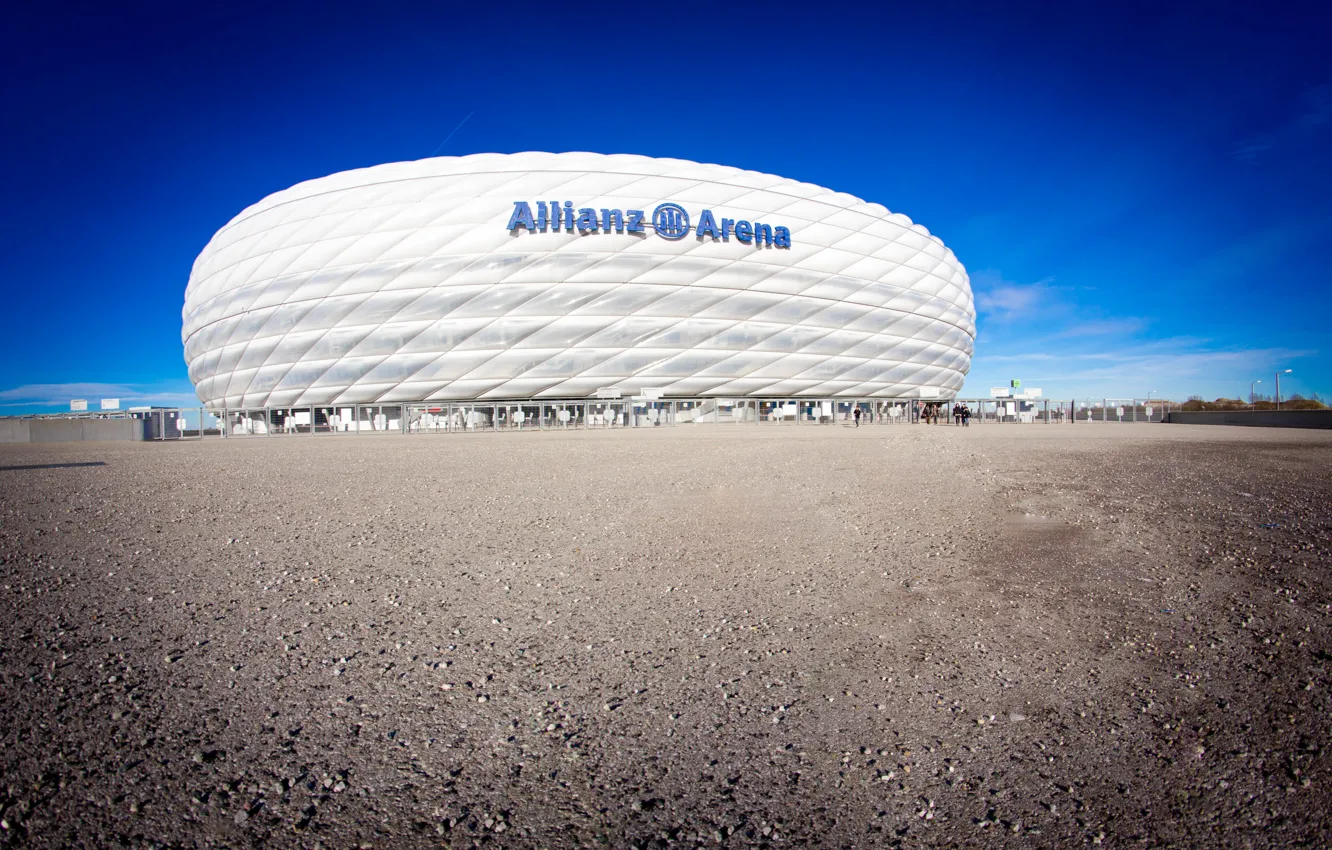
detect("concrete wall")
[0,419,32,443]
[1,419,148,443]
[30,420,90,442]
[1164,410,1332,429]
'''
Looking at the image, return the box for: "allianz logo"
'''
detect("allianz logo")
[506,201,792,248]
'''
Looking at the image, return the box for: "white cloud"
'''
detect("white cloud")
[1044,318,1147,339]
[0,382,201,411]
[963,340,1317,401]
[972,272,1059,321]
[1231,83,1331,162]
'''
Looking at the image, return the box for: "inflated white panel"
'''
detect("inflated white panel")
[183,152,975,406]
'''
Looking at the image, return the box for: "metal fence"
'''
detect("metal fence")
[6,399,1176,440]
[125,397,1173,438]
[957,398,1173,425]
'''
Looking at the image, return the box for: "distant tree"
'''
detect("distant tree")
[1284,397,1328,410]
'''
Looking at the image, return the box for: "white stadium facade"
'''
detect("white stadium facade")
[183,152,974,431]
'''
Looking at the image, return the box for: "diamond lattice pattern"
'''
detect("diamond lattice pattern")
[183,152,976,408]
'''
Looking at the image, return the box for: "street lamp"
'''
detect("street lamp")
[1250,380,1261,408]
[1276,369,1292,410]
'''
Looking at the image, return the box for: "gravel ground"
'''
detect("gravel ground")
[1,423,1330,849]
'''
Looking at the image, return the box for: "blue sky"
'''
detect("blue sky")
[1,0,1328,411]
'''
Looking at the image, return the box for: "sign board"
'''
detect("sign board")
[1145,406,1153,417]
[507,201,793,247]
[1022,388,1042,399]
[640,387,664,400]
[100,398,120,410]
[1010,379,1022,388]
[990,387,1011,398]
[919,387,943,399]
[595,388,622,399]
[1116,406,1125,418]
[70,399,88,412]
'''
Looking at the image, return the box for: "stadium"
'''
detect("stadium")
[182,152,975,430]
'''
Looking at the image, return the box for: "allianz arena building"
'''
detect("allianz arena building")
[183,152,974,432]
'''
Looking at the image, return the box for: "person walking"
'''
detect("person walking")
[853,406,862,427]
[962,403,971,427]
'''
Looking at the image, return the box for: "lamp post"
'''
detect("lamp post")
[1276,369,1292,410]
[1250,380,1261,408]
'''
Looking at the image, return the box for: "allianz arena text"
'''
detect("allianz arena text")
[183,152,975,417]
